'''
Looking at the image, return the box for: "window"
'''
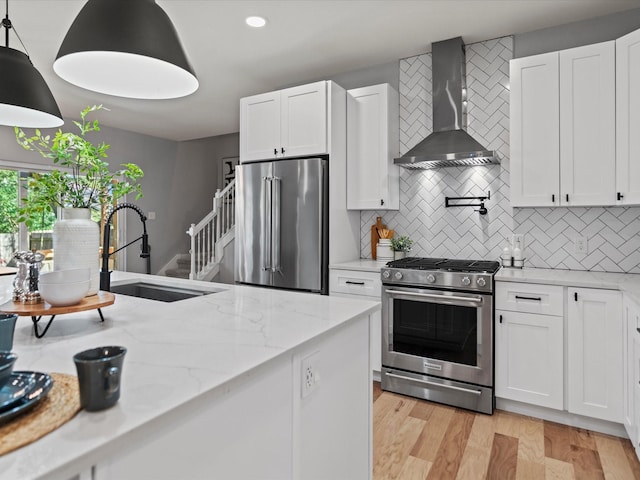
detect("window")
[0,163,124,271]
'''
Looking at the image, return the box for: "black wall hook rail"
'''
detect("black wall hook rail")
[445,191,491,215]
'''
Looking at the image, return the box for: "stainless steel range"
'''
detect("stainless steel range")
[381,257,501,414]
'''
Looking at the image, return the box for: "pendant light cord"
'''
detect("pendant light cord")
[2,0,30,56]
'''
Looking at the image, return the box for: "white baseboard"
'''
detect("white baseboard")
[496,397,627,438]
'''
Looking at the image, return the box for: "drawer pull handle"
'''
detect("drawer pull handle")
[515,295,542,301]
[345,281,365,286]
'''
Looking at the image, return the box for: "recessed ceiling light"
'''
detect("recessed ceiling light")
[246,16,267,28]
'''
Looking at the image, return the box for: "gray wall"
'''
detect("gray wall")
[0,120,239,275]
[514,7,640,58]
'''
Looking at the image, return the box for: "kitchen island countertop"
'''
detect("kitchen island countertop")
[0,271,379,480]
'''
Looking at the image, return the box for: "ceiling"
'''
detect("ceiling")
[7,0,640,141]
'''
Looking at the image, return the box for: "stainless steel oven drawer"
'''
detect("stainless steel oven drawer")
[382,367,494,414]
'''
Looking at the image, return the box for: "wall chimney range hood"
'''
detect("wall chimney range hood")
[394,37,498,170]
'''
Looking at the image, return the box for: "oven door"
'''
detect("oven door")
[382,284,493,387]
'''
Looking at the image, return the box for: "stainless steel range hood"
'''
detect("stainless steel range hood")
[395,37,498,169]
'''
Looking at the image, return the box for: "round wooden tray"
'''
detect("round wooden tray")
[0,291,115,317]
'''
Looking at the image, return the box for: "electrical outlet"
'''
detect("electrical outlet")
[147,211,156,220]
[574,236,588,255]
[301,351,320,398]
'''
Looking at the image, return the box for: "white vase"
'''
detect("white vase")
[53,208,100,295]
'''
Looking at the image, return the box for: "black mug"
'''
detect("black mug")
[0,313,18,351]
[73,346,126,411]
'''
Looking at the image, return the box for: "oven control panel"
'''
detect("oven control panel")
[380,268,494,293]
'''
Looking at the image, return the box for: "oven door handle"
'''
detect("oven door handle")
[384,289,484,305]
[384,371,483,396]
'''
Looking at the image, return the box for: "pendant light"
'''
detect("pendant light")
[0,0,63,128]
[54,0,198,99]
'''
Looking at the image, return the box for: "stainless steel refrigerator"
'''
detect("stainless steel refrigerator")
[235,157,329,294]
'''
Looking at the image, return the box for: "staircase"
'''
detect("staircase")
[185,180,236,281]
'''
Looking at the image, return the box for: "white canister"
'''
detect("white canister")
[376,239,394,263]
[53,208,100,295]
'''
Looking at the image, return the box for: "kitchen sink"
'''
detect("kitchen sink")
[109,282,224,302]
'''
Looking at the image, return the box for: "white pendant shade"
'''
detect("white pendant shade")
[54,51,199,100]
[54,0,198,100]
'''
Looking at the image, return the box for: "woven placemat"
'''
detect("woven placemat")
[0,373,81,456]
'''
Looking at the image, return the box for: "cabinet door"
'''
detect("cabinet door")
[281,81,327,157]
[510,52,560,207]
[346,84,399,210]
[567,288,623,422]
[495,309,563,409]
[240,91,281,162]
[560,42,615,206]
[616,28,640,205]
[634,332,640,455]
[624,297,639,441]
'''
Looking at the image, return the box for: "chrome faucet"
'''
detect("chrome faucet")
[100,203,150,292]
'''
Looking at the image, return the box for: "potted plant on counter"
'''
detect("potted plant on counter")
[390,235,414,260]
[14,105,144,294]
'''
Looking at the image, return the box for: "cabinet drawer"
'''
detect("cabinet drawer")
[329,270,381,297]
[496,282,563,316]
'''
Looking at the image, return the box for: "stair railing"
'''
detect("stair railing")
[186,179,235,280]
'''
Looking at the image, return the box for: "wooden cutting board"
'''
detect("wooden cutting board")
[371,217,386,260]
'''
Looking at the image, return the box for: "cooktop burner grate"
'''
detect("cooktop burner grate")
[386,256,501,274]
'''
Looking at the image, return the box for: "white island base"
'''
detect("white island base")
[93,318,370,480]
[0,273,378,480]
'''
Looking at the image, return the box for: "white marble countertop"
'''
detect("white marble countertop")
[496,267,640,304]
[0,272,379,480]
[329,259,384,273]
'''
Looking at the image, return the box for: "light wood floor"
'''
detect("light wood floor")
[373,382,640,480]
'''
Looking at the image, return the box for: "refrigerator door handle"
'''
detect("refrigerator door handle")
[262,176,272,271]
[272,176,281,273]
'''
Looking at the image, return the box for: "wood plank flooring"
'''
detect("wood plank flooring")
[373,382,640,480]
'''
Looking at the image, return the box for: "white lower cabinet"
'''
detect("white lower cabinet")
[329,268,382,375]
[495,309,564,409]
[624,297,640,442]
[495,282,564,409]
[634,331,640,455]
[567,287,623,423]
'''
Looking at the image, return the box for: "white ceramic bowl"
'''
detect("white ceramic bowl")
[39,269,91,306]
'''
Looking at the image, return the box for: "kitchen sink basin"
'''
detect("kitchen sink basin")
[109,282,224,302]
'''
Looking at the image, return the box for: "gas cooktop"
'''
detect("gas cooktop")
[386,257,501,274]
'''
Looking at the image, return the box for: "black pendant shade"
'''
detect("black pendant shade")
[0,47,63,128]
[54,0,198,99]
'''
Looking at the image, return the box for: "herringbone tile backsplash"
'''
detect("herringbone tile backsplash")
[360,36,640,274]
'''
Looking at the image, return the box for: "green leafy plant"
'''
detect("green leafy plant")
[390,235,414,252]
[14,105,144,227]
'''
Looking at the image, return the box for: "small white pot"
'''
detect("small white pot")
[393,251,406,260]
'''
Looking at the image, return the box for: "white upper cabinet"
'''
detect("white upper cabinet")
[510,52,560,207]
[240,81,328,162]
[560,42,616,206]
[280,82,328,158]
[511,42,616,207]
[346,84,399,210]
[240,91,281,161]
[616,28,640,205]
